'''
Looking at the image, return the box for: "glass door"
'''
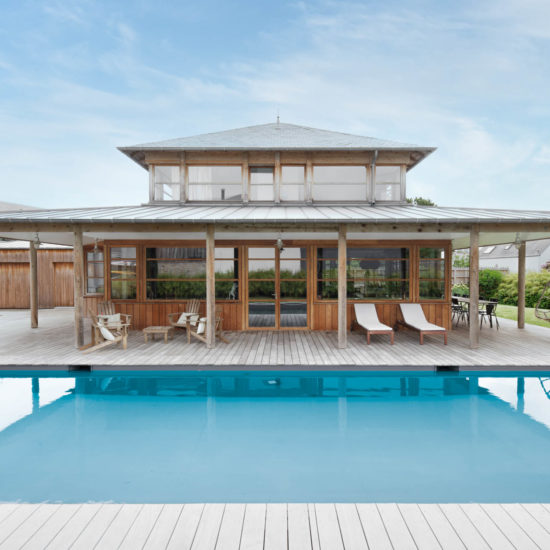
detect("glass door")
[247,246,308,329]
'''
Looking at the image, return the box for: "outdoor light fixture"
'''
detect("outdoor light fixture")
[93,238,99,254]
[33,232,40,247]
[514,233,522,250]
[276,234,285,253]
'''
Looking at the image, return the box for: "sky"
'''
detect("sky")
[0,0,549,210]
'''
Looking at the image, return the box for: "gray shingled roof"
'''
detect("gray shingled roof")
[119,122,435,169]
[480,239,550,259]
[1,204,549,225]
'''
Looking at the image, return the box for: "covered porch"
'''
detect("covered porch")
[1,307,550,369]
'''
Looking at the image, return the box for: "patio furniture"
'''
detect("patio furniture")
[189,306,230,345]
[353,304,394,344]
[535,281,550,323]
[143,325,175,343]
[84,311,128,353]
[398,304,447,345]
[168,299,201,338]
[451,297,468,326]
[97,300,132,330]
[479,301,500,329]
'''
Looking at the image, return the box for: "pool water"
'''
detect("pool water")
[1,371,550,503]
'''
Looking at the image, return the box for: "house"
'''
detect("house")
[478,239,550,273]
[0,121,549,349]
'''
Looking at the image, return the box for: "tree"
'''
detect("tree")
[406,197,436,206]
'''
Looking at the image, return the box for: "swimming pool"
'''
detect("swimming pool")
[1,370,549,503]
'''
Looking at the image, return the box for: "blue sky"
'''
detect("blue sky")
[1,0,549,209]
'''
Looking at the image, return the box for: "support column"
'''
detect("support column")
[469,225,480,349]
[29,240,38,328]
[518,240,526,329]
[206,224,215,349]
[73,227,85,348]
[338,224,347,349]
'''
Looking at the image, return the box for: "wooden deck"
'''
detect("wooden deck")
[1,502,550,549]
[1,308,550,369]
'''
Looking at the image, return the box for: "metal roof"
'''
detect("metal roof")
[1,204,550,225]
[0,239,71,250]
[119,122,436,169]
[479,239,550,259]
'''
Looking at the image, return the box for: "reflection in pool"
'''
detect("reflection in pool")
[0,371,549,503]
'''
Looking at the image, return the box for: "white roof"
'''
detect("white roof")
[0,239,71,250]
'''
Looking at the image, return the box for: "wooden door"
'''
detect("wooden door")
[53,262,74,306]
[0,263,30,308]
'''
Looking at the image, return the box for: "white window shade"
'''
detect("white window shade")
[375,166,402,201]
[312,166,367,201]
[188,166,242,201]
[281,166,305,201]
[153,165,181,201]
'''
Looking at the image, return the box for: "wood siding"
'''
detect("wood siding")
[0,249,74,309]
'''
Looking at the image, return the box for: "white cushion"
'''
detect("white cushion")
[354,304,392,331]
[400,304,445,331]
[197,317,207,335]
[177,312,193,324]
[102,313,121,325]
[97,320,116,341]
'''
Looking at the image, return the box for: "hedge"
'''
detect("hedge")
[497,271,550,309]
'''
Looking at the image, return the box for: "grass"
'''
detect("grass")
[495,304,550,328]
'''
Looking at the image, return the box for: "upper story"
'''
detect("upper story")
[119,122,435,206]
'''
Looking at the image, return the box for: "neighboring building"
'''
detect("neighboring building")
[478,239,550,273]
[0,240,73,308]
[0,121,549,347]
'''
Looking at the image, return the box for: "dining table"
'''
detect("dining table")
[452,295,498,327]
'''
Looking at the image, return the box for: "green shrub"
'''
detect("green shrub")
[497,271,550,308]
[479,269,503,299]
[452,283,469,297]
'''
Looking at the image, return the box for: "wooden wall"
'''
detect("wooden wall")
[0,249,74,309]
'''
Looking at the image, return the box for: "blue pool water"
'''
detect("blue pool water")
[1,370,550,503]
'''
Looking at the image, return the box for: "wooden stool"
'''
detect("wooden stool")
[143,326,174,343]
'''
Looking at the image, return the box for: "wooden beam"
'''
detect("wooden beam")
[148,165,155,202]
[518,240,526,329]
[242,153,249,203]
[338,224,347,349]
[29,240,38,328]
[305,154,313,203]
[469,225,479,349]
[180,152,187,203]
[206,224,215,349]
[73,228,85,348]
[274,152,281,204]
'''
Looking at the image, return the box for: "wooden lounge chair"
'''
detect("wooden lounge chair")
[189,306,229,345]
[97,300,132,329]
[83,311,128,353]
[354,304,394,344]
[168,299,201,336]
[398,304,447,345]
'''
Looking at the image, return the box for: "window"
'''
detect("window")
[280,166,305,201]
[86,250,104,294]
[153,165,180,201]
[188,166,242,201]
[375,166,402,201]
[250,167,274,201]
[316,247,409,300]
[419,247,446,300]
[145,247,239,300]
[312,166,367,201]
[110,247,137,299]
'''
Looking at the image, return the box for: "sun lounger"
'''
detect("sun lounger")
[398,304,447,345]
[354,304,394,344]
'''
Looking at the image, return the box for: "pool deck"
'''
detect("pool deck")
[1,502,550,549]
[1,308,550,370]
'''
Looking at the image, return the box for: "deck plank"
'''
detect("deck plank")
[167,503,204,550]
[264,504,287,550]
[21,504,81,550]
[439,504,490,550]
[0,504,41,547]
[398,503,442,550]
[118,503,163,550]
[94,504,142,550]
[314,504,343,550]
[417,504,465,550]
[240,503,266,550]
[143,504,183,549]
[71,503,122,550]
[334,503,367,550]
[287,504,311,550]
[377,503,416,550]
[215,503,245,550]
[355,503,392,550]
[480,503,539,550]
[521,503,550,533]
[46,503,102,550]
[189,503,224,550]
[0,504,59,550]
[501,503,550,548]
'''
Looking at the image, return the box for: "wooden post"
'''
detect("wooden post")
[469,225,479,349]
[206,224,215,349]
[73,227,85,348]
[338,224,347,349]
[29,240,38,328]
[518,240,526,329]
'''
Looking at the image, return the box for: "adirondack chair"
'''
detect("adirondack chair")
[97,300,132,329]
[167,299,201,337]
[189,305,229,345]
[84,311,128,353]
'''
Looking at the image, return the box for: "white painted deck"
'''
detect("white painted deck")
[1,308,550,369]
[1,502,550,549]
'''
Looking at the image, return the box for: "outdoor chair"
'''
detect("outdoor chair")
[97,300,132,329]
[398,303,447,345]
[479,301,500,329]
[451,297,468,326]
[84,311,128,353]
[168,299,201,337]
[189,305,229,345]
[353,304,394,344]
